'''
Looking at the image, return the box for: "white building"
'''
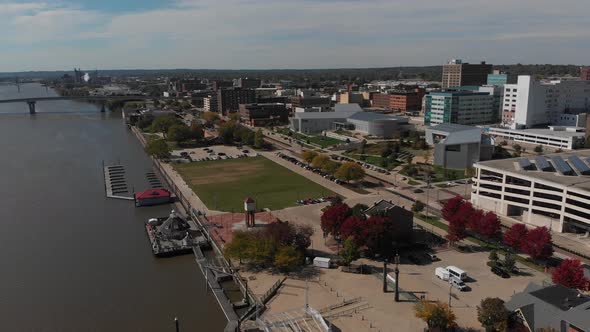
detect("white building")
[203,96,217,113]
[502,76,590,128]
[471,150,590,233]
[486,126,586,150]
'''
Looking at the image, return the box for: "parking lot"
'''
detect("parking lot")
[171,145,257,162]
[276,151,346,185]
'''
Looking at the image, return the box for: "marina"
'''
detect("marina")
[145,210,209,257]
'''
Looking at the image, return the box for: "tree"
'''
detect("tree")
[521,227,553,261]
[503,252,516,273]
[137,113,155,130]
[228,112,241,122]
[489,250,499,265]
[478,211,502,240]
[442,196,464,221]
[412,200,425,214]
[311,154,330,169]
[534,145,543,154]
[446,217,467,244]
[150,116,182,136]
[551,259,590,291]
[503,224,528,250]
[274,246,303,271]
[322,160,340,174]
[201,111,219,123]
[219,121,238,144]
[224,231,256,263]
[512,144,522,153]
[254,129,264,149]
[414,300,457,330]
[477,297,509,332]
[467,209,484,234]
[302,150,318,164]
[451,200,475,225]
[362,216,400,260]
[189,121,205,140]
[341,237,360,266]
[340,216,365,243]
[320,203,351,238]
[167,124,192,143]
[335,162,365,183]
[145,139,171,159]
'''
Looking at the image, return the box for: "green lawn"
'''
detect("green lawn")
[173,156,335,212]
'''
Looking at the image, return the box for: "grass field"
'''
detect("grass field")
[173,156,335,212]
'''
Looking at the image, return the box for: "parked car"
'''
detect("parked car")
[413,189,424,193]
[491,266,510,278]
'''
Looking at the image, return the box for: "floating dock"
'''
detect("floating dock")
[103,164,134,200]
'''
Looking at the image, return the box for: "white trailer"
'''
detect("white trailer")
[435,267,450,281]
[313,257,331,269]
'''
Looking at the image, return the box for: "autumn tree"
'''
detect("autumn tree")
[503,252,516,273]
[340,216,365,243]
[274,246,303,271]
[341,237,360,266]
[322,160,340,174]
[551,259,590,291]
[478,212,502,240]
[446,217,467,245]
[414,300,457,331]
[145,139,171,159]
[503,224,528,250]
[521,226,553,260]
[362,216,402,260]
[311,154,330,169]
[477,297,509,332]
[201,111,219,124]
[189,121,205,140]
[219,121,238,144]
[442,196,464,221]
[335,162,365,183]
[302,150,318,164]
[467,209,484,234]
[320,203,351,238]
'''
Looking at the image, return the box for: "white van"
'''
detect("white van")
[449,277,468,291]
[446,266,467,281]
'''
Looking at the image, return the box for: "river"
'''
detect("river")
[0,83,225,331]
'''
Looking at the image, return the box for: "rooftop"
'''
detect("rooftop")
[488,127,585,139]
[476,149,590,190]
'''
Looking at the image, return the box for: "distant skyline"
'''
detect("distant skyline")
[1,0,589,72]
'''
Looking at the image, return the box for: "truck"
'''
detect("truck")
[435,267,450,281]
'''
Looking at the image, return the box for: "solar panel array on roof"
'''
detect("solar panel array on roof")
[518,158,533,170]
[535,156,552,171]
[568,155,590,175]
[551,156,575,175]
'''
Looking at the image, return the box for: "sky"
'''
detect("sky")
[1,0,589,71]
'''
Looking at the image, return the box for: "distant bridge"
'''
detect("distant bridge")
[0,95,158,114]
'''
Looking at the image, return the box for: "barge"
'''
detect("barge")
[145,210,208,257]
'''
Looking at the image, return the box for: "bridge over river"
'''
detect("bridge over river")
[0,95,162,114]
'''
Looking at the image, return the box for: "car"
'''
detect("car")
[218,152,226,156]
[450,277,468,291]
[427,253,439,262]
[180,151,189,157]
[491,266,510,278]
[242,149,249,153]
[413,189,424,193]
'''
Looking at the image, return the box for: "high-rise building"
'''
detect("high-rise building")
[236,78,261,89]
[203,95,218,113]
[239,103,288,126]
[217,88,256,115]
[502,75,590,128]
[581,67,590,81]
[424,91,496,126]
[441,59,493,89]
[487,70,509,86]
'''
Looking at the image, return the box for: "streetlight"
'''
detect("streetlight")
[394,253,401,302]
[448,283,453,307]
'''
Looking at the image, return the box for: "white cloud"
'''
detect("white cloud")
[0,0,589,71]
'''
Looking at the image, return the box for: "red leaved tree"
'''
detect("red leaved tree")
[478,212,502,240]
[467,209,484,234]
[521,226,553,260]
[446,218,467,244]
[320,203,351,238]
[340,216,365,245]
[503,224,528,250]
[552,259,590,291]
[362,216,399,260]
[442,196,464,221]
[452,201,475,224]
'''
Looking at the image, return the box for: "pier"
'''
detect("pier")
[102,164,134,200]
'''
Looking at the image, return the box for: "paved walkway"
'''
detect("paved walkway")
[259,150,363,199]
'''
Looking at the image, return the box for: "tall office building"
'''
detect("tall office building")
[502,75,590,128]
[487,70,509,86]
[236,78,262,89]
[424,91,496,126]
[441,59,493,89]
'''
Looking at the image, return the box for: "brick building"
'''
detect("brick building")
[581,67,590,81]
[372,88,425,112]
[239,103,288,126]
[217,88,256,115]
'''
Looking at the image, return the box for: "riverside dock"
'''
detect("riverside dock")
[103,164,134,200]
[145,211,208,257]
